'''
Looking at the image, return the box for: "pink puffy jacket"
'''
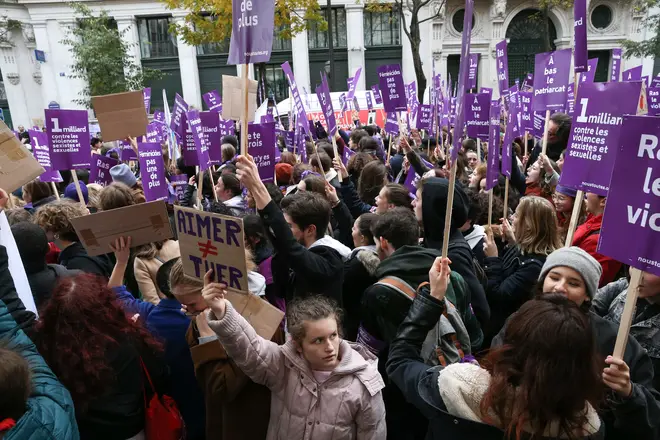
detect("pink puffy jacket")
[207,302,387,440]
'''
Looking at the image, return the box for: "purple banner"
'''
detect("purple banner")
[532,49,572,111]
[248,122,276,183]
[29,130,62,183]
[519,91,533,132]
[559,81,642,196]
[496,40,509,95]
[597,115,660,276]
[200,111,223,164]
[143,88,152,115]
[227,0,275,65]
[45,109,90,170]
[465,93,490,140]
[486,101,501,191]
[170,94,189,138]
[416,104,433,132]
[573,0,588,73]
[187,110,212,171]
[377,64,407,112]
[346,68,362,101]
[138,142,168,202]
[171,174,188,203]
[90,155,119,186]
[648,87,660,115]
[281,61,311,139]
[203,90,222,113]
[467,54,479,90]
[623,65,643,82]
[611,48,622,82]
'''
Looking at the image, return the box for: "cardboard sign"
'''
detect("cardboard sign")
[70,201,173,257]
[225,291,284,340]
[174,205,249,294]
[0,121,45,192]
[92,91,149,142]
[222,75,258,122]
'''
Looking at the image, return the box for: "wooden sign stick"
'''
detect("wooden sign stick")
[541,109,551,156]
[488,188,494,229]
[523,131,528,158]
[70,171,86,210]
[564,189,585,247]
[503,178,510,220]
[613,268,643,359]
[51,182,60,200]
[210,168,219,202]
[331,136,342,182]
[241,64,250,157]
[441,161,458,259]
[197,172,205,211]
[477,138,482,165]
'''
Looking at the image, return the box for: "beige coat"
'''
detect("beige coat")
[208,302,387,440]
[133,240,180,305]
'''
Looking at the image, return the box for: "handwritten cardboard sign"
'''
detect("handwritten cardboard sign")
[92,90,149,142]
[70,201,173,256]
[0,121,45,192]
[174,205,249,294]
[221,75,258,122]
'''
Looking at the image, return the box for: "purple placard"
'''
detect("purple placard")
[281,61,311,139]
[143,88,152,115]
[187,110,211,171]
[170,94,189,138]
[496,40,509,95]
[90,155,119,186]
[611,48,622,82]
[623,65,643,82]
[200,111,223,163]
[403,166,421,196]
[559,81,642,195]
[219,119,236,138]
[652,75,660,88]
[248,122,276,183]
[566,83,575,116]
[533,111,546,138]
[648,87,660,115]
[154,110,166,125]
[342,145,355,166]
[371,85,383,105]
[203,90,223,113]
[597,115,660,276]
[284,130,295,151]
[486,100,501,191]
[120,139,138,161]
[377,64,407,112]
[145,122,163,144]
[519,91,533,132]
[138,142,168,202]
[45,109,90,170]
[353,96,360,112]
[465,93,490,140]
[29,130,62,183]
[521,73,534,92]
[366,91,373,110]
[227,0,275,65]
[574,0,588,73]
[501,115,513,179]
[467,54,479,90]
[171,174,188,203]
[532,49,572,111]
[181,115,197,166]
[384,112,399,135]
[346,68,362,101]
[416,104,433,132]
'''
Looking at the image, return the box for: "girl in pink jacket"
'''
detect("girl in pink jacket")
[202,277,386,440]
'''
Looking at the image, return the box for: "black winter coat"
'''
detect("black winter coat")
[26,264,81,310]
[58,242,113,278]
[342,247,379,341]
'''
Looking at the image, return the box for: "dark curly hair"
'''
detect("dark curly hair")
[34,274,163,412]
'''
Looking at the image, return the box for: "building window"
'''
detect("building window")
[138,17,178,58]
[452,9,475,33]
[308,8,347,49]
[195,16,230,55]
[591,5,613,30]
[272,25,292,51]
[263,64,288,102]
[364,8,401,46]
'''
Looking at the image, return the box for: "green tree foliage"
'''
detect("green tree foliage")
[622,0,660,59]
[61,3,165,107]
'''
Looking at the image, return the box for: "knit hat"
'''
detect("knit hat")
[110,164,137,188]
[275,163,293,185]
[539,247,602,299]
[64,182,89,205]
[556,185,577,198]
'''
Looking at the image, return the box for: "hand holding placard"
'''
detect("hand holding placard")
[202,269,228,319]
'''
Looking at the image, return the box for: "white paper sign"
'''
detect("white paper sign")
[0,211,37,316]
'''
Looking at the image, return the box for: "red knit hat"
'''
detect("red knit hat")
[275,163,293,185]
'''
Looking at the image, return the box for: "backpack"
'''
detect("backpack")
[376,276,473,367]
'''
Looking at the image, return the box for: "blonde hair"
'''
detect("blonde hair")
[98,182,136,211]
[33,199,88,242]
[86,183,103,210]
[514,196,561,256]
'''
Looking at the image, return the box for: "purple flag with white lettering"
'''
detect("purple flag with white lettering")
[45,109,91,170]
[227,0,275,65]
[138,142,169,202]
[496,40,509,96]
[467,54,479,90]
[170,94,189,138]
[377,64,407,112]
[371,85,383,105]
[465,93,490,140]
[29,130,62,183]
[346,68,362,101]
[90,155,119,186]
[187,110,212,171]
[559,81,642,195]
[532,49,571,111]
[203,90,223,112]
[143,88,152,115]
[281,61,311,139]
[611,48,622,82]
[248,122,276,183]
[574,0,588,73]
[486,101,501,191]
[623,65,643,82]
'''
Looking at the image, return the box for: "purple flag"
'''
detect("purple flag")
[227,0,275,65]
[377,64,407,112]
[416,104,433,132]
[450,0,475,162]
[559,81,642,196]
[648,88,660,115]
[203,90,222,112]
[519,91,533,132]
[170,94,189,138]
[573,0,588,73]
[467,54,479,90]
[281,62,311,139]
[346,68,362,101]
[366,91,373,110]
[200,111,223,164]
[580,58,599,84]
[248,122,276,183]
[623,65,643,82]
[532,49,572,111]
[371,85,383,105]
[187,110,212,171]
[29,130,62,183]
[143,88,152,115]
[45,109,90,170]
[90,155,119,186]
[486,101,501,191]
[496,40,509,95]
[171,174,188,203]
[384,112,399,135]
[138,142,168,202]
[145,122,163,144]
[611,49,622,82]
[597,115,660,276]
[465,93,490,140]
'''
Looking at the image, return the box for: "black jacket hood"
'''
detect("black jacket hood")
[374,245,442,288]
[421,178,469,250]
